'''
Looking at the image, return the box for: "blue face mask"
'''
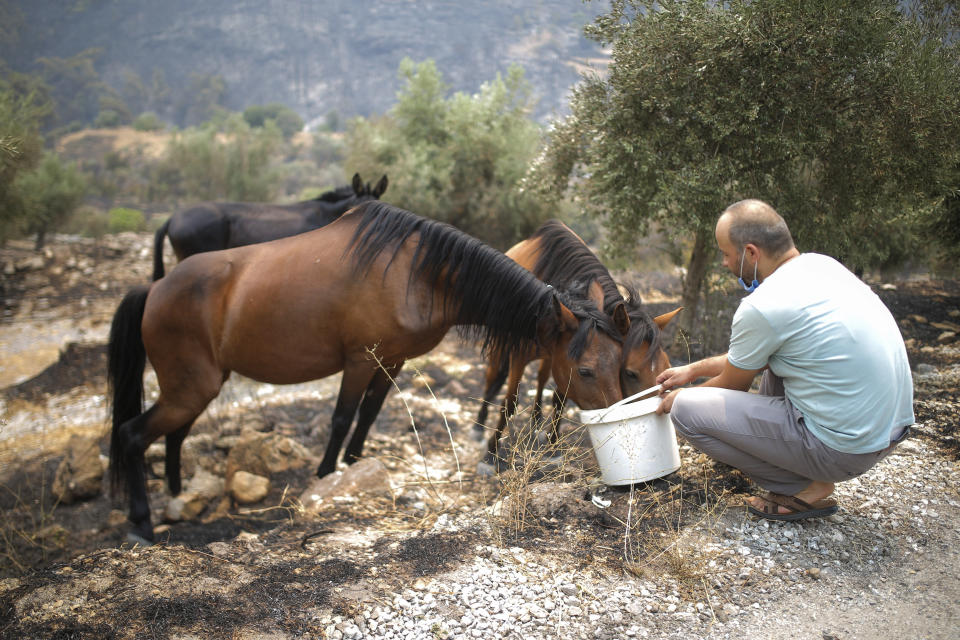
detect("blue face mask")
[738,249,759,292]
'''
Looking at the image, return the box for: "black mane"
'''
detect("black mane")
[531,220,663,366]
[618,282,664,366]
[530,220,625,315]
[346,202,556,355]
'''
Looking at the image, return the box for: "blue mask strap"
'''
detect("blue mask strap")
[738,250,759,292]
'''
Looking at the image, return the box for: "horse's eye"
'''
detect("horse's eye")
[624,370,639,380]
[578,367,595,378]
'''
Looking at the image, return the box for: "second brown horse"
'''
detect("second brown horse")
[475,220,681,462]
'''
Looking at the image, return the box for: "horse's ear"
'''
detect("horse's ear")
[538,294,578,345]
[653,307,683,329]
[586,280,604,309]
[612,301,631,336]
[351,173,363,194]
[373,174,388,198]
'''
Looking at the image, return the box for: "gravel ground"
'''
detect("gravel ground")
[306,433,960,640]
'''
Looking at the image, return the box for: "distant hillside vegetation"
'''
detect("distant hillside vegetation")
[2,0,608,127]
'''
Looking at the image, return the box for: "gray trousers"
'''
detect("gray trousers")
[669,372,909,495]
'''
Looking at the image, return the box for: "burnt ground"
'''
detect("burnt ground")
[0,233,958,639]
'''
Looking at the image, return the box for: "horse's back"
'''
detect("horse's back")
[504,237,540,271]
[146,217,447,385]
[166,203,229,261]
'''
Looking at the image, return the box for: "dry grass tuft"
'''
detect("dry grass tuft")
[0,476,64,575]
[617,474,732,593]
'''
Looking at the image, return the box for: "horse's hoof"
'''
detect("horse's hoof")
[126,531,154,547]
[470,424,487,442]
[476,450,509,476]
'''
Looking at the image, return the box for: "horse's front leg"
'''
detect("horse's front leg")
[316,363,377,478]
[475,350,509,436]
[342,360,404,465]
[480,356,527,474]
[548,390,567,444]
[531,355,553,426]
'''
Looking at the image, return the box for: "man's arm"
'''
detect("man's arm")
[656,354,729,389]
[656,354,762,414]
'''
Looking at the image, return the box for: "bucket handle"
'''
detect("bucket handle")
[595,384,662,420]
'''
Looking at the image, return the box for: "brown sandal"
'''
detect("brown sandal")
[747,491,838,521]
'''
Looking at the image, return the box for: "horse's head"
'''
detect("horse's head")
[620,305,682,396]
[351,173,389,200]
[539,281,625,411]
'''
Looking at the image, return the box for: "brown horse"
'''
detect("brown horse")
[475,220,681,454]
[108,202,624,543]
[152,173,387,279]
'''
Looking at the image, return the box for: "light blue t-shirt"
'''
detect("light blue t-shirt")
[727,253,914,454]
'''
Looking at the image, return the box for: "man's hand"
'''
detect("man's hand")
[655,389,679,415]
[656,365,696,391]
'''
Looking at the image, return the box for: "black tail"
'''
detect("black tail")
[108,285,150,495]
[152,219,170,280]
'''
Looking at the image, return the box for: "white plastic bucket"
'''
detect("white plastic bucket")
[580,394,681,485]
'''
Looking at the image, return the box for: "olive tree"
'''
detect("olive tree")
[14,152,87,249]
[0,75,48,244]
[531,0,960,336]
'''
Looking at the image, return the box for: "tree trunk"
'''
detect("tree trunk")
[34,227,47,251]
[677,228,713,354]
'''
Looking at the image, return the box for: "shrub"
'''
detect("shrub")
[132,112,164,132]
[107,207,145,233]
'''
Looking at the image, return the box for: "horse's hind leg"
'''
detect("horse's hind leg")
[317,362,377,478]
[115,401,207,544]
[343,361,403,465]
[165,422,195,496]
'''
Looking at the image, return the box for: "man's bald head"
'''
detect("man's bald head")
[718,199,795,258]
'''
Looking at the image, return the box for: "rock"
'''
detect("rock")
[908,314,928,324]
[931,321,960,332]
[914,363,937,375]
[299,458,393,512]
[446,380,467,396]
[15,255,45,271]
[52,435,104,504]
[498,482,594,520]
[107,509,128,527]
[225,431,314,479]
[184,468,225,500]
[890,438,922,456]
[165,492,208,521]
[412,373,436,390]
[230,471,271,504]
[936,331,956,344]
